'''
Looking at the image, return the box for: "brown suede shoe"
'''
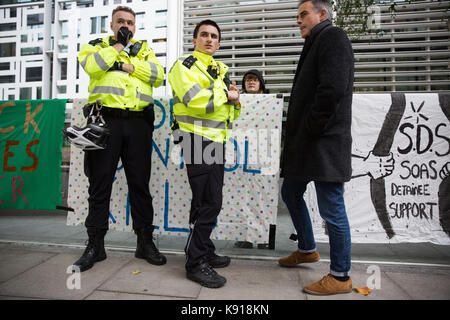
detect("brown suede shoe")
[278,250,320,267]
[303,274,352,295]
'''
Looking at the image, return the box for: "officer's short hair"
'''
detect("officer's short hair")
[112,5,136,19]
[298,0,333,21]
[193,19,221,42]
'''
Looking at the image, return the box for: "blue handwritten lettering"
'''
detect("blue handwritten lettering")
[152,138,170,168]
[243,140,261,174]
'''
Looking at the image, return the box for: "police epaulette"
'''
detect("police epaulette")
[182,55,197,69]
[89,38,103,46]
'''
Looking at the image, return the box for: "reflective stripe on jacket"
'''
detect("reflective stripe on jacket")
[168,50,241,143]
[78,36,164,111]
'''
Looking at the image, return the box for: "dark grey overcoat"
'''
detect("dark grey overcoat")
[281,20,355,182]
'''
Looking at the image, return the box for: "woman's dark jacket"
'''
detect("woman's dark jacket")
[281,20,355,182]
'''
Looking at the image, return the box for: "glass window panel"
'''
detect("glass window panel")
[21,46,43,56]
[136,12,145,30]
[101,16,107,33]
[0,23,16,31]
[0,62,9,71]
[90,17,97,34]
[26,67,42,82]
[0,43,16,57]
[0,75,15,84]
[27,14,44,29]
[61,21,69,39]
[20,87,32,100]
[58,85,67,94]
[77,0,93,8]
[61,59,67,80]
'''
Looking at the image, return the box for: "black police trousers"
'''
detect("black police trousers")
[181,133,225,271]
[84,113,154,234]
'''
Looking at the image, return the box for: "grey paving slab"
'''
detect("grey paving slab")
[105,231,136,243]
[351,243,397,262]
[0,219,26,231]
[197,259,306,300]
[0,216,82,242]
[429,244,450,260]
[98,254,201,299]
[0,252,130,300]
[0,248,57,283]
[385,271,450,300]
[158,235,189,254]
[86,290,191,300]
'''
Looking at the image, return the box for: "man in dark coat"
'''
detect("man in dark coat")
[278,0,355,295]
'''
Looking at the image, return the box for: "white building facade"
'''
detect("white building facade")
[0,0,183,101]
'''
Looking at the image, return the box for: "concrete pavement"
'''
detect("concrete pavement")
[0,238,449,301]
[0,210,449,302]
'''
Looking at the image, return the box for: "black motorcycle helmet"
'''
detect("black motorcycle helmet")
[63,122,110,150]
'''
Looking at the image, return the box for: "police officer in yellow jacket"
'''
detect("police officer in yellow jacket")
[168,19,241,288]
[73,6,166,272]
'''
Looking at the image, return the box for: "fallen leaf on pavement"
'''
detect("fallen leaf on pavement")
[354,286,372,296]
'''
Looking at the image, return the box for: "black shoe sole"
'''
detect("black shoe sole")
[186,273,226,288]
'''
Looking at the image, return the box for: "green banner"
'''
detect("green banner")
[0,99,67,210]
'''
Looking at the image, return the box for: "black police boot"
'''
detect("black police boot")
[186,261,227,288]
[135,225,167,265]
[73,230,107,272]
[206,253,231,268]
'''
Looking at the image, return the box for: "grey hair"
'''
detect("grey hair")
[298,0,333,21]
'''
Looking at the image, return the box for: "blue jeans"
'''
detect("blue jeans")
[281,179,351,277]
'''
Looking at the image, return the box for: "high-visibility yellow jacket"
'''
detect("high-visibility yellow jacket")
[168,50,241,143]
[78,36,164,111]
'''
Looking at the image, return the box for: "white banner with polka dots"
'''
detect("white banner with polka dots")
[67,95,283,244]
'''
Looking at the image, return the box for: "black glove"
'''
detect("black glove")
[117,26,132,46]
[109,61,123,71]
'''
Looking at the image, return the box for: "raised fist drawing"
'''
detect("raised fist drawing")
[364,151,395,180]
